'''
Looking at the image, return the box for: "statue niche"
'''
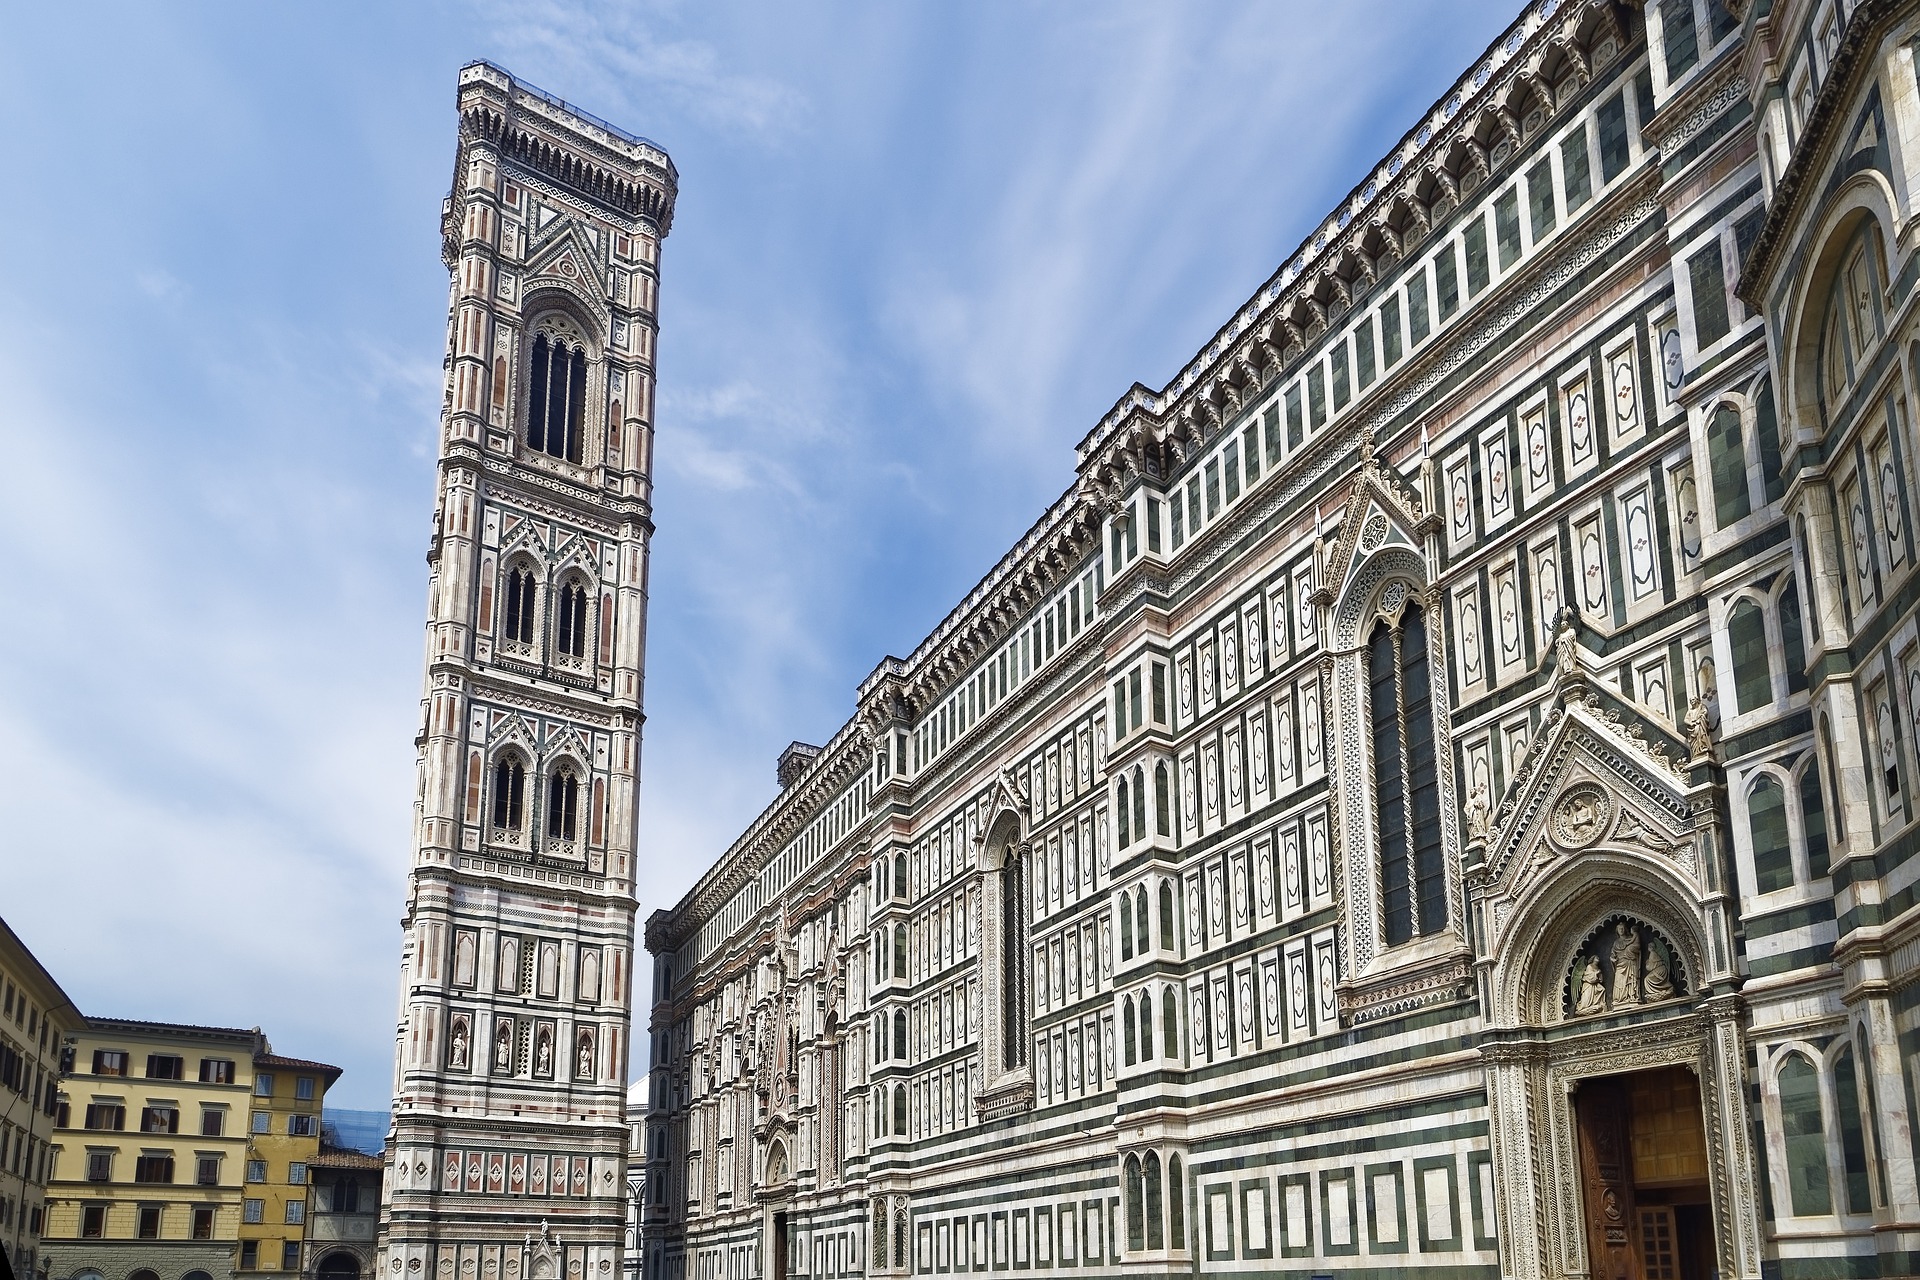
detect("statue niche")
[1561,915,1688,1021]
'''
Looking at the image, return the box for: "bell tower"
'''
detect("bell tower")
[379,62,675,1280]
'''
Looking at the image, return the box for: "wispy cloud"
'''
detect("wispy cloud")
[0,0,1519,1105]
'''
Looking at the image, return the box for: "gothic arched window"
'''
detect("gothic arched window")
[1161,984,1180,1061]
[1154,762,1171,836]
[1116,776,1132,846]
[1124,1155,1144,1250]
[1833,1044,1873,1214]
[1780,1051,1831,1215]
[1133,886,1149,956]
[1729,597,1772,713]
[1707,403,1751,528]
[1119,895,1134,961]
[527,331,588,464]
[1137,989,1153,1062]
[892,1011,907,1061]
[547,768,579,841]
[1167,1154,1186,1249]
[1143,1152,1164,1250]
[1370,601,1445,946]
[555,580,590,662]
[1749,774,1791,894]
[491,755,526,831]
[891,1084,907,1137]
[502,567,537,645]
[1131,765,1147,840]
[1122,998,1137,1066]
[894,852,908,899]
[1159,883,1175,953]
[1000,845,1029,1070]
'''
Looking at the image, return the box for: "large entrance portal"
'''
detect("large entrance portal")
[1575,1067,1718,1280]
[772,1210,790,1280]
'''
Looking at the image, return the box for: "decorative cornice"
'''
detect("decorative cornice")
[1074,0,1637,486]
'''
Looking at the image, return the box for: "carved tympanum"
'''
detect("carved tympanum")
[1560,915,1687,1021]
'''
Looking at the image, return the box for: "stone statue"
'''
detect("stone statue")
[1643,940,1676,1001]
[1610,922,1642,1007]
[494,1021,513,1071]
[1575,955,1608,1015]
[450,1021,470,1069]
[1684,695,1715,761]
[1463,781,1494,843]
[536,1029,553,1075]
[1555,612,1579,674]
[577,1031,594,1078]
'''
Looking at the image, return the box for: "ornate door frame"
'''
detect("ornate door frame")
[1466,637,1764,1280]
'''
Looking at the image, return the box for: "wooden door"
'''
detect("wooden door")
[1577,1078,1639,1280]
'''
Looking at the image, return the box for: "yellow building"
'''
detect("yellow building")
[235,1055,338,1280]
[43,1020,260,1280]
[0,917,84,1280]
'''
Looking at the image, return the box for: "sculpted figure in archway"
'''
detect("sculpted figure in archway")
[1610,922,1641,1007]
[1575,955,1607,1015]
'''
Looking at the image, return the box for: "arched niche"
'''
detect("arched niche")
[974,806,1034,1117]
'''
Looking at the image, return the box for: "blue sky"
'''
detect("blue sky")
[0,0,1518,1108]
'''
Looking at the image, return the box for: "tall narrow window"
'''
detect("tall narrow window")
[1122,999,1137,1066]
[892,1011,907,1062]
[1708,405,1751,527]
[1001,847,1029,1069]
[1144,1152,1165,1250]
[1833,1046,1874,1214]
[1162,985,1180,1060]
[1159,884,1176,953]
[1168,1155,1186,1249]
[1125,1156,1145,1250]
[492,756,526,831]
[1116,777,1132,847]
[1132,765,1147,842]
[1780,1052,1832,1215]
[1800,764,1832,879]
[547,769,579,840]
[1781,581,1809,693]
[1134,886,1149,956]
[503,568,537,644]
[1120,895,1135,961]
[1138,989,1153,1062]
[555,581,589,661]
[526,331,588,464]
[1372,602,1445,946]
[892,1084,906,1137]
[1749,776,1791,894]
[1729,599,1772,713]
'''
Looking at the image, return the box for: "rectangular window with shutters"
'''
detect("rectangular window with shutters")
[247,1159,267,1183]
[252,1112,270,1135]
[286,1201,305,1225]
[199,1059,234,1085]
[287,1114,317,1139]
[193,1207,216,1240]
[1689,241,1731,347]
[84,1103,124,1131]
[1597,93,1631,182]
[86,1151,112,1182]
[145,1055,183,1081]
[197,1155,221,1186]
[1527,158,1556,243]
[241,1242,259,1269]
[137,1204,162,1239]
[82,1205,105,1237]
[1494,189,1523,270]
[295,1077,315,1101]
[201,1108,224,1137]
[254,1074,274,1098]
[288,1161,308,1185]
[244,1199,265,1224]
[92,1051,127,1077]
[284,1242,303,1270]
[135,1154,175,1184]
[140,1106,179,1134]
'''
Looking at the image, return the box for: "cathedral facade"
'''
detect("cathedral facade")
[377,60,674,1280]
[641,2,1920,1279]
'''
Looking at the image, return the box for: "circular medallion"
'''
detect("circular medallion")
[1361,513,1390,551]
[1551,784,1611,848]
